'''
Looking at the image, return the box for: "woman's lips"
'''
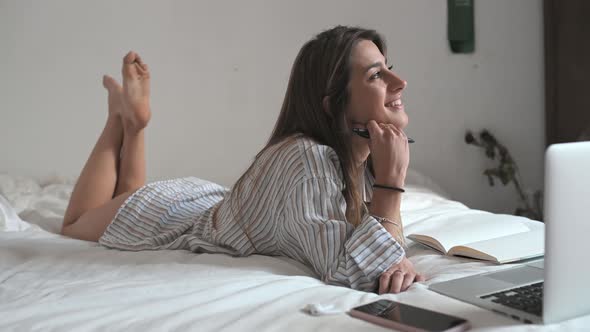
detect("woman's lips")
[385,99,403,110]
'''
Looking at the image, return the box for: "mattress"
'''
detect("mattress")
[1,172,589,331]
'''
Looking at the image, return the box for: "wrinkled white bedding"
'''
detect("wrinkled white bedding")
[1,173,588,331]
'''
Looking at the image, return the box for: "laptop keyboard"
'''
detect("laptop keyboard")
[481,282,543,316]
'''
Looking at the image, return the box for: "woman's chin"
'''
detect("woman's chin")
[389,115,408,130]
[400,119,409,130]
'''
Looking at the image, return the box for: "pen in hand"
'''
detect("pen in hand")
[352,128,415,143]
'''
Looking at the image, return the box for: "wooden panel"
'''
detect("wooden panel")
[545,0,590,144]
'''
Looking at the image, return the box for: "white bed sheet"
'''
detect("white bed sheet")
[1,173,589,331]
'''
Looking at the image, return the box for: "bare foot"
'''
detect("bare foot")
[102,75,123,118]
[121,51,151,132]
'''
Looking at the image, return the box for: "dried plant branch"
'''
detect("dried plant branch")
[465,130,543,221]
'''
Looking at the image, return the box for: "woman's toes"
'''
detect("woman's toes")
[102,75,123,117]
[123,51,138,64]
[102,75,122,92]
[122,51,150,80]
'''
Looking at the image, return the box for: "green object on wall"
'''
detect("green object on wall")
[448,0,475,53]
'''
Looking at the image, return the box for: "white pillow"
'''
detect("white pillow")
[405,168,450,198]
[0,194,34,232]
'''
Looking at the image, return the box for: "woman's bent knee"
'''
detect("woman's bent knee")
[60,192,132,242]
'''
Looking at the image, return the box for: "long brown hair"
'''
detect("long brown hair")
[225,26,385,233]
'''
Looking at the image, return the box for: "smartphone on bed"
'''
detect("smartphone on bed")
[348,299,470,332]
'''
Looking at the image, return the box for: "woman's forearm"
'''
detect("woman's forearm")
[368,189,404,244]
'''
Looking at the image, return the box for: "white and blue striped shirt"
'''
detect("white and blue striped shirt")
[99,134,405,292]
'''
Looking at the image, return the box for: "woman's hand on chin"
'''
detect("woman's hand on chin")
[366,120,409,187]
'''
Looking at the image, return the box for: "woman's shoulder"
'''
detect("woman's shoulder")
[266,134,343,181]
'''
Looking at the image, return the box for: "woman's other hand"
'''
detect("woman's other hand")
[378,257,425,294]
[366,120,409,188]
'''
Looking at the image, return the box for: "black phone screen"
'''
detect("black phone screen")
[353,300,467,331]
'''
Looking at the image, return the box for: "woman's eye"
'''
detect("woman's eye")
[371,66,393,80]
[371,65,393,80]
[370,71,382,80]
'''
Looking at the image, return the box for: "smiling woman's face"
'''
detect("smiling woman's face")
[345,40,408,130]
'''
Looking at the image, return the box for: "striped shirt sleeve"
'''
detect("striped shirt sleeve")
[282,176,405,292]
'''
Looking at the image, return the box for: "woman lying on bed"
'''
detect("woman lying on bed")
[61,25,425,294]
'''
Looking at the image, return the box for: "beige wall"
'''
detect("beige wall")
[0,0,544,214]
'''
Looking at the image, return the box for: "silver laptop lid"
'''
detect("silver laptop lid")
[543,141,590,324]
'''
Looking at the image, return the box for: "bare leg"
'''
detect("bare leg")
[62,77,124,228]
[114,52,151,196]
[61,51,151,242]
[61,192,132,242]
[113,130,146,196]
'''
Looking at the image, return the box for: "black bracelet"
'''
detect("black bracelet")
[373,184,405,193]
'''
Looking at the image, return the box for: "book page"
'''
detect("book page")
[407,212,530,252]
[450,228,544,263]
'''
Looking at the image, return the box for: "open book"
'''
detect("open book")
[407,214,544,264]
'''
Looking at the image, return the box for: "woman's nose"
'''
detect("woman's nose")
[386,72,407,92]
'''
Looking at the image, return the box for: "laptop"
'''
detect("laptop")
[429,141,590,324]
